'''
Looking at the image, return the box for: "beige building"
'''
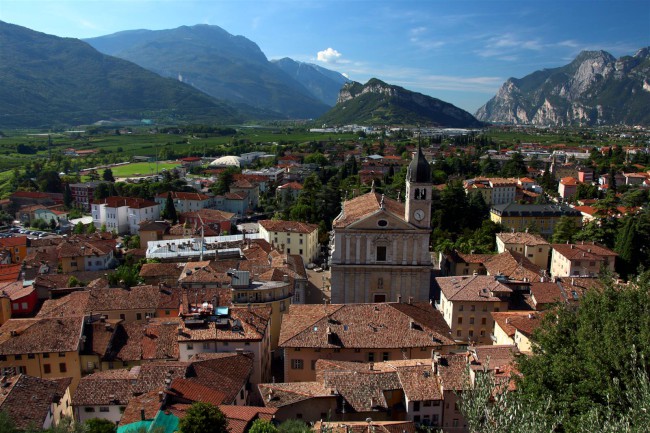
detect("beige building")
[330,146,433,304]
[436,275,512,345]
[491,312,542,354]
[258,219,319,264]
[0,316,84,391]
[496,232,551,270]
[490,203,582,236]
[279,302,455,383]
[550,242,617,277]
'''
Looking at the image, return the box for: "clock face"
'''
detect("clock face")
[414,209,425,221]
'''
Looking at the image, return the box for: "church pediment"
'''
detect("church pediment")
[346,208,415,230]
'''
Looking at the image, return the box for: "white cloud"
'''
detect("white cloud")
[317,47,343,64]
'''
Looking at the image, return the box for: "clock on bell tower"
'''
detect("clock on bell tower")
[405,143,432,229]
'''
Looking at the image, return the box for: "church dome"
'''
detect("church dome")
[407,145,432,183]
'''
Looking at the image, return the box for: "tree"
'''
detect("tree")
[63,183,73,208]
[178,402,228,433]
[212,168,237,195]
[85,417,117,433]
[107,264,142,288]
[93,183,111,201]
[517,272,650,432]
[248,419,278,433]
[501,152,527,177]
[73,222,85,234]
[0,411,16,433]
[49,218,57,231]
[86,223,97,234]
[278,420,311,433]
[161,192,178,225]
[551,215,579,244]
[102,168,115,182]
[37,170,63,193]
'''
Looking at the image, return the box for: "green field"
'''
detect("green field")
[109,161,182,178]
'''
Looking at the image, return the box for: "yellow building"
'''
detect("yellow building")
[496,231,551,270]
[490,203,582,236]
[0,237,27,264]
[57,238,115,273]
[491,312,543,354]
[0,316,84,391]
[0,294,11,326]
[258,219,319,265]
[436,275,511,345]
[279,302,455,383]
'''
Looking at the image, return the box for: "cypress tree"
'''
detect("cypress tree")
[162,192,178,225]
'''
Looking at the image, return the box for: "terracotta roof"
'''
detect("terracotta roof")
[279,302,454,349]
[0,317,83,355]
[139,220,171,232]
[0,282,35,301]
[551,242,617,261]
[218,406,277,433]
[0,265,22,283]
[94,196,158,209]
[186,352,253,403]
[0,374,71,430]
[469,345,519,371]
[181,208,236,221]
[496,232,549,246]
[86,285,163,312]
[156,191,212,201]
[314,421,416,433]
[225,192,247,200]
[0,237,27,249]
[455,251,493,264]
[259,219,318,234]
[484,250,543,282]
[140,262,184,278]
[258,382,332,408]
[529,282,565,306]
[277,182,303,190]
[166,378,226,406]
[435,353,467,391]
[177,307,270,343]
[57,238,115,258]
[492,312,542,338]
[119,391,162,425]
[37,291,91,318]
[560,177,578,186]
[395,364,442,401]
[436,275,512,302]
[334,192,405,228]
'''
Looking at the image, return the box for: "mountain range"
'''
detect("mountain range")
[0,21,245,128]
[476,48,650,126]
[84,25,337,119]
[319,78,483,127]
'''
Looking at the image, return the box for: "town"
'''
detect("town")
[0,123,648,433]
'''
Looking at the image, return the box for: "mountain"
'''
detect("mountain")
[318,78,483,127]
[476,48,650,126]
[271,58,349,106]
[0,21,244,128]
[85,25,330,119]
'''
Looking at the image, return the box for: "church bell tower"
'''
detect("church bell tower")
[405,143,432,229]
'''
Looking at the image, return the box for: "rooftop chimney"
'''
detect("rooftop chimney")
[141,409,146,421]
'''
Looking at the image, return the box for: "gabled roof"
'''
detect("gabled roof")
[0,374,71,430]
[492,312,543,338]
[436,275,512,302]
[496,232,549,246]
[484,250,543,282]
[0,317,83,355]
[94,196,158,209]
[551,242,617,261]
[258,219,318,234]
[334,192,405,228]
[279,302,454,349]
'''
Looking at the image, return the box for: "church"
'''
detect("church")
[329,145,433,303]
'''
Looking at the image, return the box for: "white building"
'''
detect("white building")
[91,196,160,234]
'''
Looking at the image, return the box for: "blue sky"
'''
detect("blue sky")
[1,0,648,113]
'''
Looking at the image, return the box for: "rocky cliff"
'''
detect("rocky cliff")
[476,48,650,126]
[320,78,483,127]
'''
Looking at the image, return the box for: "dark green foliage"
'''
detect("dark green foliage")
[278,419,311,433]
[102,168,115,182]
[500,152,527,177]
[248,419,278,433]
[517,272,650,432]
[85,418,117,433]
[211,167,238,196]
[107,264,142,287]
[37,171,62,193]
[318,78,483,127]
[63,184,73,208]
[551,215,580,244]
[615,212,650,278]
[178,402,228,433]
[161,192,178,225]
[0,411,17,433]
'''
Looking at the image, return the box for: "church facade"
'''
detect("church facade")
[329,146,434,303]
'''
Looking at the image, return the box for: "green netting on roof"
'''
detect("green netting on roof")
[117,420,152,433]
[150,410,180,433]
